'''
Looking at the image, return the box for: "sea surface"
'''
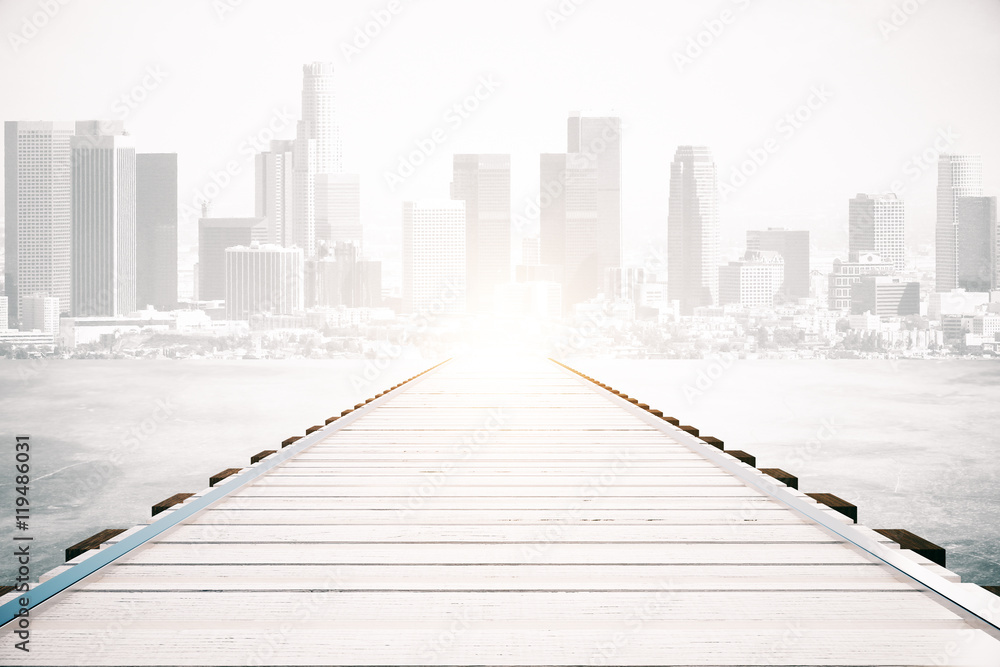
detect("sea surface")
[1,356,998,586]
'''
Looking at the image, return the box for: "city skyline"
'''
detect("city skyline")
[1,1,997,262]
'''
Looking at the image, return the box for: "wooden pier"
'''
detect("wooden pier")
[2,356,999,665]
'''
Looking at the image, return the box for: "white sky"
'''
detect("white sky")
[2,0,998,268]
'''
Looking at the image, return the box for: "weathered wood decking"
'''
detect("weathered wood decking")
[2,356,999,665]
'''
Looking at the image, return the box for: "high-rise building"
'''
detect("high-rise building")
[567,114,622,281]
[849,193,905,272]
[292,122,317,257]
[254,140,295,246]
[0,296,8,332]
[667,146,719,313]
[936,155,983,291]
[300,62,342,175]
[225,243,304,320]
[746,228,811,300]
[402,201,466,316]
[70,126,137,317]
[450,154,511,313]
[4,121,76,326]
[956,196,998,292]
[828,252,894,311]
[851,276,920,316]
[315,173,361,247]
[198,217,268,301]
[718,251,785,308]
[136,153,178,310]
[522,236,540,266]
[21,294,60,334]
[539,153,599,309]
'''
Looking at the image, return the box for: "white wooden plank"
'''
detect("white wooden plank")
[187,507,811,525]
[79,563,911,591]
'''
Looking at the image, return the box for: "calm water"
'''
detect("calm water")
[1,357,998,586]
[571,357,1000,585]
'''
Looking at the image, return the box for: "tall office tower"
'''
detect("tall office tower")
[957,196,998,292]
[292,122,317,257]
[746,228,811,300]
[0,296,8,331]
[255,140,295,246]
[539,153,599,309]
[718,251,785,308]
[936,154,983,291]
[4,121,75,326]
[667,146,719,313]
[198,217,268,301]
[136,153,178,310]
[849,193,905,272]
[70,125,137,317]
[300,62,342,175]
[522,236,540,266]
[316,173,361,247]
[21,294,60,334]
[402,201,466,316]
[568,113,622,279]
[450,154,511,313]
[225,243,304,320]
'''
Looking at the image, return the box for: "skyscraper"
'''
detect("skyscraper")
[667,146,719,313]
[956,196,998,292]
[136,153,178,310]
[225,243,304,320]
[450,154,511,313]
[254,140,295,246]
[315,173,362,247]
[936,154,983,291]
[402,201,466,316]
[522,236,540,266]
[849,193,905,273]
[292,122,317,256]
[198,217,268,301]
[4,121,75,326]
[539,152,599,309]
[568,114,622,280]
[70,125,136,317]
[747,228,811,300]
[300,62,342,175]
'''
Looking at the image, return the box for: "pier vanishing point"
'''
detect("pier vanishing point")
[2,356,999,665]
